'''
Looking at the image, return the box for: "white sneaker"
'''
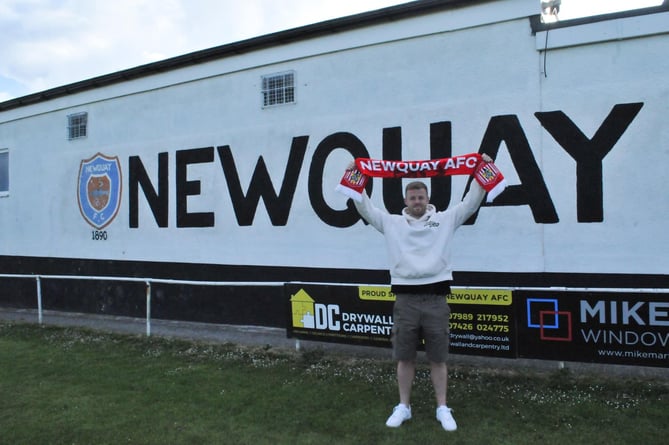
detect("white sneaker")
[385,404,411,427]
[436,406,457,431]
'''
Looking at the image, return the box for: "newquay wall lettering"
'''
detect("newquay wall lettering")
[127,103,643,229]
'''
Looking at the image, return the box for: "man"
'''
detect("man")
[348,154,492,431]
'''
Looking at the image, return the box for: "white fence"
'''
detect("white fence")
[0,273,283,336]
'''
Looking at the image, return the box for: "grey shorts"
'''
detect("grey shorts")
[391,293,451,363]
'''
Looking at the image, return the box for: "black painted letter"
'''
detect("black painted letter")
[218,137,308,226]
[467,115,558,224]
[129,153,169,228]
[309,132,369,228]
[535,102,643,222]
[176,147,215,228]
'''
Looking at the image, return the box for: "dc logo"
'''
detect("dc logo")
[77,153,122,229]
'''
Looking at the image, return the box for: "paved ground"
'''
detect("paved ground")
[2,306,668,379]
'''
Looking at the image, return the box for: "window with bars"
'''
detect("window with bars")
[262,71,295,107]
[0,148,8,196]
[68,112,88,139]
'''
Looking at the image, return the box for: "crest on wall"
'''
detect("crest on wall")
[77,153,122,229]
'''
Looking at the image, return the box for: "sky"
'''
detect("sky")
[0,0,663,103]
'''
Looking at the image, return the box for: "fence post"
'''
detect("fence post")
[145,281,152,337]
[36,276,43,324]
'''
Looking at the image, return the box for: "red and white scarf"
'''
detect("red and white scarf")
[336,153,506,203]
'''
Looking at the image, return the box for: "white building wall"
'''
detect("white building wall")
[0,1,667,281]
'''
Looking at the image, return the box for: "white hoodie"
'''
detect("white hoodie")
[354,181,485,285]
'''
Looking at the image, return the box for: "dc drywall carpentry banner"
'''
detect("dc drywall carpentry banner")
[448,288,515,358]
[285,283,515,357]
[287,284,394,348]
[517,290,669,368]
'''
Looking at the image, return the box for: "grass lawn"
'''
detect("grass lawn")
[1,322,667,445]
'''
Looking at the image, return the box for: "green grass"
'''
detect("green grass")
[1,322,667,445]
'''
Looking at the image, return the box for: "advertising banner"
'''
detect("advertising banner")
[286,283,516,357]
[516,290,669,368]
[448,288,515,358]
[287,283,394,348]
[287,285,669,368]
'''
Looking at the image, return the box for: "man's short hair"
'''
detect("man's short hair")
[405,181,428,195]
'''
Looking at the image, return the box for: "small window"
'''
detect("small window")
[68,112,88,139]
[262,71,295,107]
[0,148,8,197]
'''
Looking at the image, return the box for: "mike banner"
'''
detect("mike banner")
[516,290,669,368]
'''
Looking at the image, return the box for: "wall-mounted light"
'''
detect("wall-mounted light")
[540,0,561,23]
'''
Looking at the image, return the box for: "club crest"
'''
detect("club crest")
[77,153,122,229]
[344,168,366,187]
[475,162,500,185]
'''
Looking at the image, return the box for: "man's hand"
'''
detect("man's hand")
[481,153,493,163]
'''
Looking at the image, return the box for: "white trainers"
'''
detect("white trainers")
[385,403,411,427]
[436,406,457,431]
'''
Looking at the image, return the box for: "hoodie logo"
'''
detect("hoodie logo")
[425,221,440,228]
